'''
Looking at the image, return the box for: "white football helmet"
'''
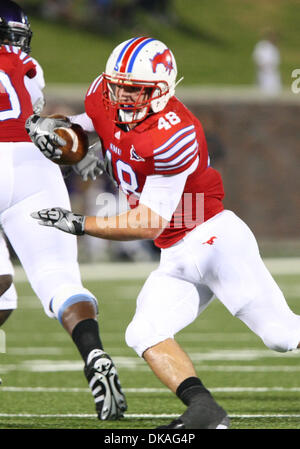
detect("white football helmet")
[103,37,179,124]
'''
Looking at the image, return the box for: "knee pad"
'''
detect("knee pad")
[49,284,98,322]
[261,323,297,352]
[125,317,173,357]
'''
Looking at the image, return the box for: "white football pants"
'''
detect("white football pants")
[0,142,95,318]
[126,210,300,356]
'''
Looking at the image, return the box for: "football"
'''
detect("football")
[53,123,89,166]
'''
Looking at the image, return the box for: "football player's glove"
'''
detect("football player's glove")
[25,114,71,160]
[73,139,104,181]
[32,97,46,115]
[31,207,85,235]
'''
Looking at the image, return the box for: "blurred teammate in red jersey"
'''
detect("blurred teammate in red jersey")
[28,37,300,429]
[0,0,126,420]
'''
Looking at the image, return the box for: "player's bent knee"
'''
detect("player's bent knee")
[48,284,98,322]
[125,318,172,357]
[0,275,13,297]
[261,323,296,352]
[125,320,150,356]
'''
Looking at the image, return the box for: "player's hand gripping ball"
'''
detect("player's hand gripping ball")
[26,114,89,165]
[52,117,89,165]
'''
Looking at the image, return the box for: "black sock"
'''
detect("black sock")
[176,376,212,406]
[71,318,103,363]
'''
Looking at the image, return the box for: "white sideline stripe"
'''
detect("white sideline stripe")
[196,366,300,372]
[12,258,300,282]
[45,84,300,105]
[0,413,300,419]
[7,347,66,355]
[2,386,300,393]
[2,361,300,373]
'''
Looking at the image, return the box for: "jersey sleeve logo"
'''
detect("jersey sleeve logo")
[153,125,198,173]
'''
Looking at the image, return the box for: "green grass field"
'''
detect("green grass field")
[0,261,300,431]
[27,0,300,86]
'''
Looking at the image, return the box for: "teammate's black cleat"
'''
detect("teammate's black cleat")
[156,395,230,429]
[84,349,127,420]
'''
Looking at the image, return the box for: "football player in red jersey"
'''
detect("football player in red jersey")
[29,37,300,429]
[0,0,127,421]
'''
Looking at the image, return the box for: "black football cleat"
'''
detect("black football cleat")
[156,395,230,429]
[157,415,230,429]
[84,349,127,420]
[157,418,185,429]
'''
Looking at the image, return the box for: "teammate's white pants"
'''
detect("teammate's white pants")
[0,233,17,310]
[126,210,300,356]
[0,142,96,318]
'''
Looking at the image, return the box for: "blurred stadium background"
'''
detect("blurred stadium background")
[15,0,300,262]
[1,0,300,430]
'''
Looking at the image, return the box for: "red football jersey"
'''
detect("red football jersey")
[0,45,36,142]
[85,77,224,248]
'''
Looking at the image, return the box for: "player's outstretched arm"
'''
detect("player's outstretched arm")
[31,204,168,240]
[31,208,86,235]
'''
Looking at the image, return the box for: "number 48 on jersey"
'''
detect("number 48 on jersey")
[158,112,181,130]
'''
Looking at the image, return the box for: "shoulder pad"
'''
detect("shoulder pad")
[0,45,36,78]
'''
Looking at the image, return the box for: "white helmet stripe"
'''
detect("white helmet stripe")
[127,38,155,72]
[115,37,155,73]
[114,37,140,72]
